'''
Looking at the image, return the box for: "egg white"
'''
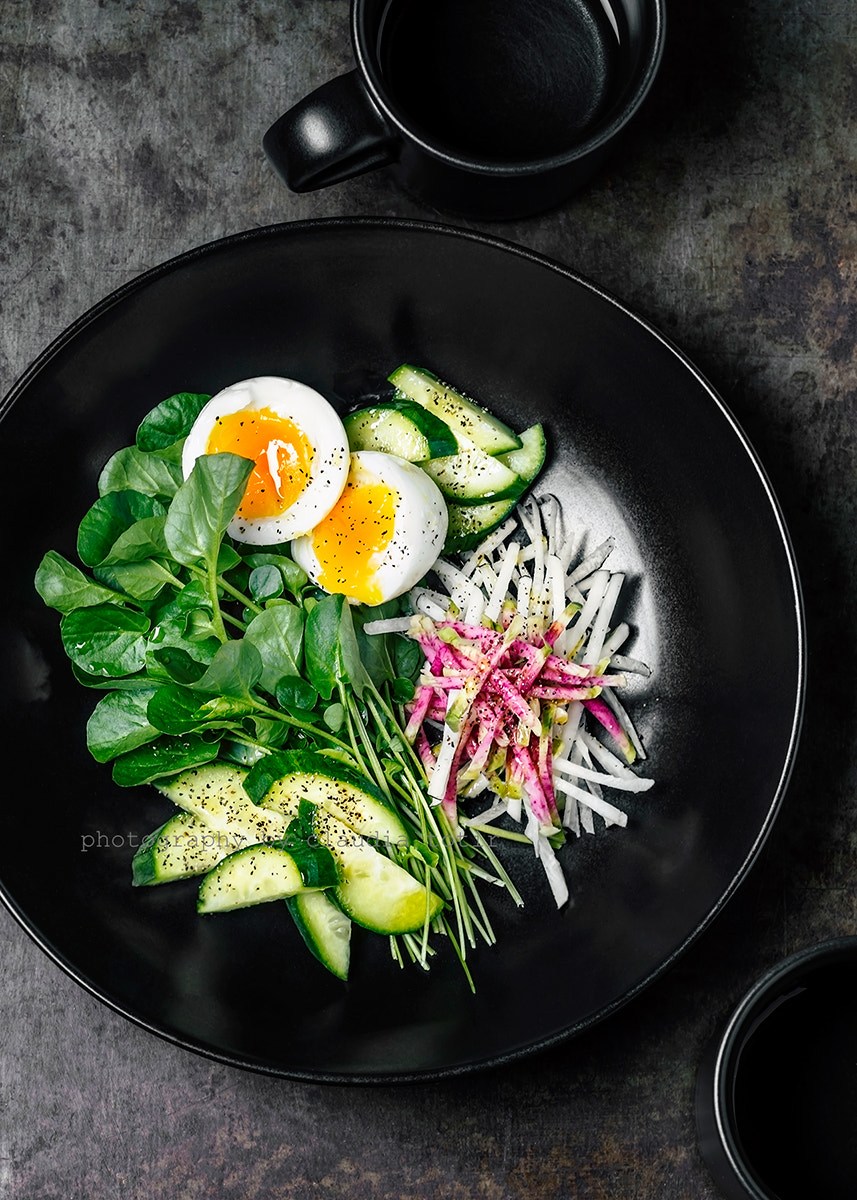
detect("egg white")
[291,450,449,605]
[181,376,349,544]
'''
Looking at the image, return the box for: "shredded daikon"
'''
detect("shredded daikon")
[400,494,653,908]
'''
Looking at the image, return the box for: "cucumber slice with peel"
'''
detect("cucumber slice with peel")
[287,890,352,980]
[344,400,457,461]
[313,808,444,935]
[157,762,287,844]
[420,444,523,504]
[389,364,521,455]
[496,422,546,478]
[442,425,547,553]
[444,494,521,554]
[132,810,236,885]
[246,750,408,847]
[197,843,310,913]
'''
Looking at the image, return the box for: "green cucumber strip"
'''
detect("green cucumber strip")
[132,810,235,885]
[389,364,521,455]
[246,750,408,847]
[441,425,547,553]
[496,422,547,478]
[197,844,309,913]
[419,444,523,505]
[343,400,457,461]
[286,891,351,981]
[157,762,287,843]
[444,495,521,554]
[313,808,444,935]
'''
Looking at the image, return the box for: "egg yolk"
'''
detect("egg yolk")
[206,407,314,519]
[310,477,397,606]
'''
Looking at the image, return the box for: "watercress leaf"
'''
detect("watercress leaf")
[173,580,211,612]
[304,596,340,700]
[94,559,173,603]
[191,638,263,698]
[243,750,294,804]
[382,757,404,782]
[393,633,422,681]
[279,819,338,889]
[216,542,242,574]
[101,515,169,565]
[408,840,440,869]
[111,733,220,787]
[323,702,344,732]
[248,564,283,603]
[244,552,308,599]
[72,663,152,690]
[135,391,211,453]
[77,490,165,568]
[248,717,291,748]
[98,445,183,500]
[185,609,221,643]
[146,684,205,734]
[218,739,268,769]
[243,602,304,694]
[61,605,151,676]
[390,676,416,703]
[165,452,253,569]
[34,551,122,613]
[353,608,395,687]
[149,645,208,685]
[305,592,369,700]
[145,596,219,668]
[335,596,370,698]
[86,686,160,762]
[146,683,255,735]
[274,675,318,713]
[151,440,185,466]
[198,695,259,722]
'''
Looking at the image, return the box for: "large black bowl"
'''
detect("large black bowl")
[0,219,804,1081]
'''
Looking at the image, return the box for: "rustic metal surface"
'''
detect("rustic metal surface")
[1,1,854,1196]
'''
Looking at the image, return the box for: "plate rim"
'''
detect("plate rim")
[0,217,806,1082]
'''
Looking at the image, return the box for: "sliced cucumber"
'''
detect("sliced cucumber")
[496,422,546,478]
[157,762,287,845]
[344,400,457,461]
[444,495,521,554]
[287,890,351,981]
[197,843,308,913]
[420,444,523,505]
[132,810,236,886]
[389,364,521,455]
[442,425,547,553]
[313,808,444,935]
[247,750,409,847]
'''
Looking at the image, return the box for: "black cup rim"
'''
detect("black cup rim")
[702,935,857,1200]
[352,0,667,175]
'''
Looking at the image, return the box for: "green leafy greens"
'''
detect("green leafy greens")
[35,390,521,988]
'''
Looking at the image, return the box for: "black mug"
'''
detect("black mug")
[696,937,857,1200]
[263,0,666,220]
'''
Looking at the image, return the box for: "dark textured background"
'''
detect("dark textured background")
[1,2,855,1196]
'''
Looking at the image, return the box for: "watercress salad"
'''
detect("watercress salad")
[34,374,653,989]
[34,385,536,987]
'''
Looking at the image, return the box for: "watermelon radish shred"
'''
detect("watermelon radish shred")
[396,493,654,909]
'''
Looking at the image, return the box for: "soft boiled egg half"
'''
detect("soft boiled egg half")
[291,450,448,606]
[181,376,350,544]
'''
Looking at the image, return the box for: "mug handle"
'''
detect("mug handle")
[263,70,399,192]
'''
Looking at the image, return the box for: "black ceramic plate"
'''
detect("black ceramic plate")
[0,219,803,1082]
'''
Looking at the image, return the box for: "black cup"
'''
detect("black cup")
[696,937,857,1200]
[263,0,666,219]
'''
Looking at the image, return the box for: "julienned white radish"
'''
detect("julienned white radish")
[400,492,653,907]
[552,757,655,793]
